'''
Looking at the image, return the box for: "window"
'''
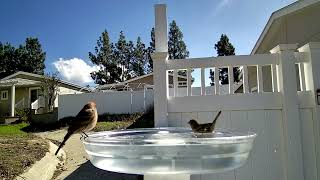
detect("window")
[1,91,8,100]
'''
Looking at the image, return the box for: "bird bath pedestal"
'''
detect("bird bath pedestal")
[82,128,256,180]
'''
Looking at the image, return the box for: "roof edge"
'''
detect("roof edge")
[251,0,320,54]
[1,71,90,92]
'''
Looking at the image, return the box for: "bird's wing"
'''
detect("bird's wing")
[76,108,94,120]
[197,123,213,133]
[69,108,94,127]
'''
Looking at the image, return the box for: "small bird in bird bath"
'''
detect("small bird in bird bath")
[55,101,98,155]
[188,111,222,134]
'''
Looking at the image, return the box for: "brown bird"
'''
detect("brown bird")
[55,101,98,155]
[188,111,222,133]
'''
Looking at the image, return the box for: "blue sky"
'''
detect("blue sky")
[0,0,295,87]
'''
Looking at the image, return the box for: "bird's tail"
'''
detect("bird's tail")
[211,111,222,129]
[55,131,73,155]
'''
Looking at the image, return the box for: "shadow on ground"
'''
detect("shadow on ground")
[64,161,143,180]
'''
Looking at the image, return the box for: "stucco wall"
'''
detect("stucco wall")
[0,87,10,116]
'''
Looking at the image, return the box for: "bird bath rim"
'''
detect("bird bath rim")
[81,127,257,146]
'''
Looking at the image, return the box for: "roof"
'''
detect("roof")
[0,78,40,87]
[97,72,188,90]
[251,0,320,54]
[1,71,91,92]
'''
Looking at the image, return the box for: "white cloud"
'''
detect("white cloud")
[212,0,233,16]
[53,58,100,84]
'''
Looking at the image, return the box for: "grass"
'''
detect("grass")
[0,122,29,136]
[94,107,154,132]
[0,123,48,179]
[93,121,134,131]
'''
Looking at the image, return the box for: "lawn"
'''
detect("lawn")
[93,108,154,132]
[0,123,48,179]
[0,122,29,136]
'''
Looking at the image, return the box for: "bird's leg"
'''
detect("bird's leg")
[83,132,89,137]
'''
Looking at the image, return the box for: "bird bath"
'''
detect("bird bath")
[82,127,256,179]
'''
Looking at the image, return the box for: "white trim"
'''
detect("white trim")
[28,87,41,108]
[166,54,278,70]
[251,0,320,54]
[1,71,90,92]
[2,71,43,80]
[167,93,283,112]
[1,90,8,100]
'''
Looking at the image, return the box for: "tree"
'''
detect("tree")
[115,31,130,81]
[168,20,190,78]
[146,28,155,73]
[0,38,46,79]
[131,37,146,77]
[40,73,60,112]
[89,30,122,85]
[125,40,135,79]
[20,38,46,75]
[0,42,17,78]
[168,20,189,60]
[209,34,240,85]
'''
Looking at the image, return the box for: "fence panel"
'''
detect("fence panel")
[168,109,285,180]
[58,90,153,119]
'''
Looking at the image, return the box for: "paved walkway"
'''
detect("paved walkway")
[36,130,142,180]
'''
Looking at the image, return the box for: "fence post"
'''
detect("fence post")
[298,42,320,179]
[270,44,304,180]
[152,4,169,127]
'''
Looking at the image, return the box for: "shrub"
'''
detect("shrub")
[15,108,31,121]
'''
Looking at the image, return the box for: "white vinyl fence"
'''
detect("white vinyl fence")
[153,43,320,180]
[58,89,153,119]
[149,4,320,180]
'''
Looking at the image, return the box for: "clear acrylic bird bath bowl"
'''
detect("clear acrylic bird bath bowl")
[81,127,256,175]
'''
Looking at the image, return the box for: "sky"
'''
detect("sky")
[0,0,296,87]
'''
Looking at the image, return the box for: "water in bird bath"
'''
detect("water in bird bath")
[82,128,256,175]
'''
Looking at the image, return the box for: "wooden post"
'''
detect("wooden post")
[270,44,304,180]
[298,42,320,179]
